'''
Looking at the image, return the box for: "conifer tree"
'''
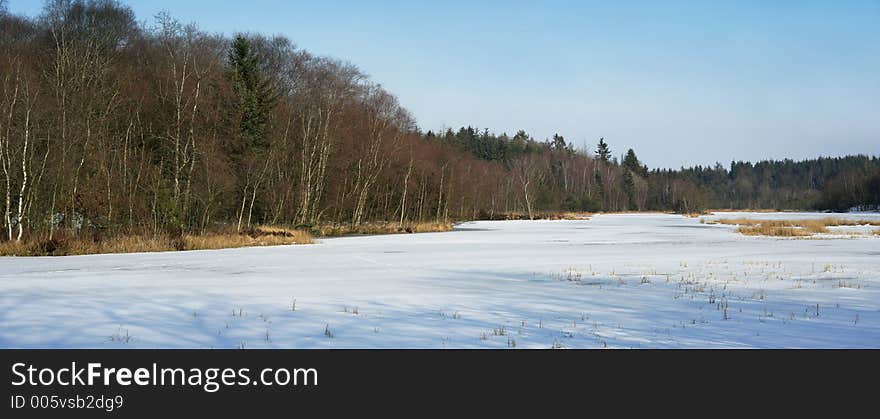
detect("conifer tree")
[596,138,611,163]
[623,148,641,174]
[227,35,275,152]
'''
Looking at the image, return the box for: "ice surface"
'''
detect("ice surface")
[1,213,878,348]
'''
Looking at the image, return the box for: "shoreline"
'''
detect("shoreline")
[3,210,879,257]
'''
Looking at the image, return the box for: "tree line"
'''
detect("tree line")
[1,0,877,243]
[424,126,879,215]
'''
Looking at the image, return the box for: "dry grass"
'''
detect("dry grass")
[705,217,880,237]
[735,225,812,237]
[183,226,312,250]
[554,212,593,220]
[489,211,592,221]
[311,221,453,237]
[0,225,312,256]
[0,239,50,256]
[707,208,780,213]
[0,234,176,256]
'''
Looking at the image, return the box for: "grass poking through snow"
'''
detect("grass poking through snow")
[703,217,880,237]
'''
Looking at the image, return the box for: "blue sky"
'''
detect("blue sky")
[8,0,879,168]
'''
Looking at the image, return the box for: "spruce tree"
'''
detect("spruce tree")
[596,138,611,163]
[623,148,640,173]
[227,35,274,153]
[551,133,567,150]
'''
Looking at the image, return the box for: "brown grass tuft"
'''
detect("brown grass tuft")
[0,234,177,256]
[706,217,880,237]
[0,240,36,256]
[182,225,312,250]
[736,225,811,237]
[0,226,312,256]
[707,208,779,213]
[487,211,592,221]
[310,221,453,237]
[554,212,593,220]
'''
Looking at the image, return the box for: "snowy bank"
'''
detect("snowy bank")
[1,213,878,348]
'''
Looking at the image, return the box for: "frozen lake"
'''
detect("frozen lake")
[1,213,879,348]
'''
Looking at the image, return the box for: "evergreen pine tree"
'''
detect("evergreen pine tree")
[551,133,566,150]
[623,148,641,173]
[596,138,611,162]
[227,35,275,152]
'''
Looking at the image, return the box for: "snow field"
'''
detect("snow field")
[1,212,878,348]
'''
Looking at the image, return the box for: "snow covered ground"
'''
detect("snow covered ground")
[1,212,879,348]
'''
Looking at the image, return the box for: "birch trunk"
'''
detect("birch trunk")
[398,157,412,227]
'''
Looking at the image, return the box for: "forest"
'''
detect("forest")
[1,0,878,250]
